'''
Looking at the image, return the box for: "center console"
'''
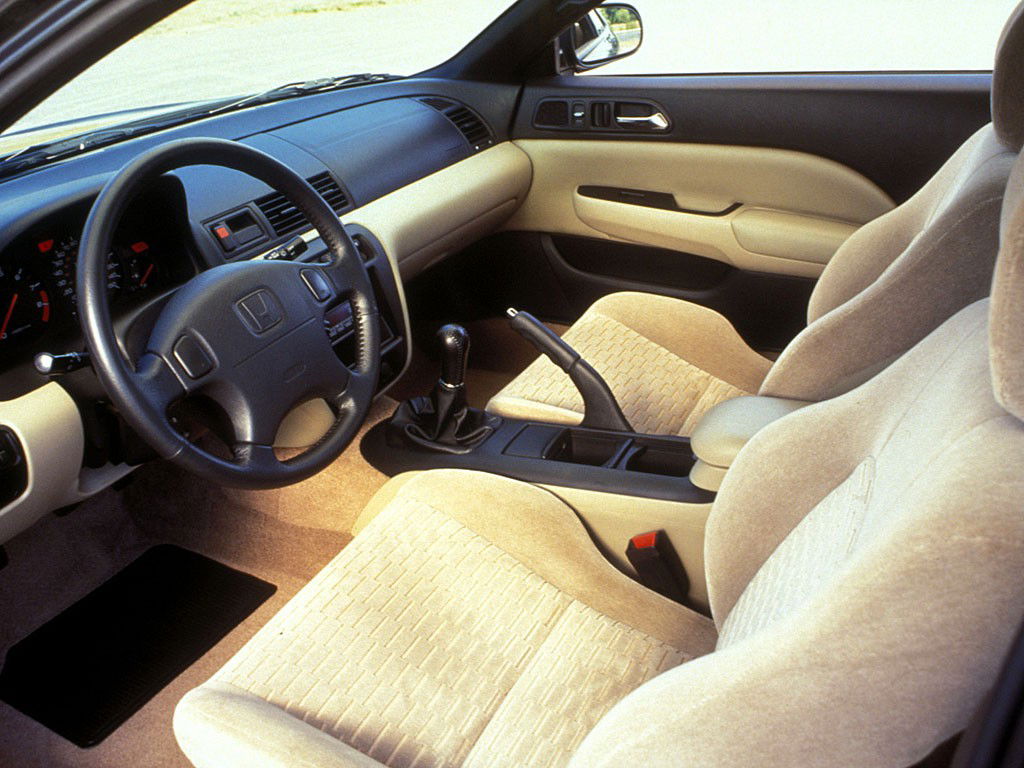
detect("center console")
[363,418,714,505]
[361,313,712,504]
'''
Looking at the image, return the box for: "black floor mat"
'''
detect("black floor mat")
[0,544,276,747]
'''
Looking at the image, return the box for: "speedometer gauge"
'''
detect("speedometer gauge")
[46,237,77,305]
[0,263,52,347]
[45,235,122,313]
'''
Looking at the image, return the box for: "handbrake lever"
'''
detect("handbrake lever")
[506,308,633,432]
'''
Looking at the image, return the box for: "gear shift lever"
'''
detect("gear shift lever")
[438,324,469,389]
[389,324,499,453]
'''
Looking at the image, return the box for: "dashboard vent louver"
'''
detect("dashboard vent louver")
[255,172,350,238]
[419,97,494,152]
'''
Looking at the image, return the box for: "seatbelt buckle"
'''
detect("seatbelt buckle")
[626,530,689,604]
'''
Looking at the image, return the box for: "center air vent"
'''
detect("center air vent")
[255,172,351,238]
[419,97,494,152]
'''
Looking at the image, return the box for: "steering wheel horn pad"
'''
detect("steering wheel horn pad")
[78,138,381,488]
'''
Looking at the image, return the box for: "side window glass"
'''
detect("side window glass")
[582,1,1021,76]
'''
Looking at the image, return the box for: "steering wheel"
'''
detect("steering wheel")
[78,138,380,489]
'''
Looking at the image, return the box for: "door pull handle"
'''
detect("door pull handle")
[615,112,669,130]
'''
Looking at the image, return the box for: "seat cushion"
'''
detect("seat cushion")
[486,292,771,435]
[174,470,716,768]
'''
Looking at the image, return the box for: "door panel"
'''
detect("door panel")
[503,138,893,278]
[496,72,991,329]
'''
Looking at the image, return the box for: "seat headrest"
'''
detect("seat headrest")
[993,1,1024,151]
[991,154,1024,421]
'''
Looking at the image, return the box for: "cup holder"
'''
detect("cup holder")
[544,430,629,467]
[623,441,696,478]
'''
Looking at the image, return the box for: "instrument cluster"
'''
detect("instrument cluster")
[0,197,194,369]
[0,235,166,347]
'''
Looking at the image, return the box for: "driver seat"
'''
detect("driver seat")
[173,157,1024,767]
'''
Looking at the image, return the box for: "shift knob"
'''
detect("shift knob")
[438,324,469,387]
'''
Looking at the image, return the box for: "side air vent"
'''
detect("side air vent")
[419,97,494,152]
[255,172,351,238]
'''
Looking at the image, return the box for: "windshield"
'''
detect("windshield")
[0,0,517,154]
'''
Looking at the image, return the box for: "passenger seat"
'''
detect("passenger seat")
[487,2,1024,436]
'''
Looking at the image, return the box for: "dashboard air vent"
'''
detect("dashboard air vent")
[255,172,351,238]
[419,97,494,152]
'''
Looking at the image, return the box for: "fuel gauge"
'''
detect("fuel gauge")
[121,241,158,294]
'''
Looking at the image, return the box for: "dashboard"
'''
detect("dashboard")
[0,76,531,544]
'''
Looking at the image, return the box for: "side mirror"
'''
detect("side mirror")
[565,3,642,72]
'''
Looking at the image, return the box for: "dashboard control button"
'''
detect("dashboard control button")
[300,268,332,302]
[283,236,307,259]
[173,335,213,379]
[211,223,237,251]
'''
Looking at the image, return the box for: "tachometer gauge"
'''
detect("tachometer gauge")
[0,262,52,347]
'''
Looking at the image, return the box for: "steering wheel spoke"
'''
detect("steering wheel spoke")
[135,352,187,413]
[233,443,282,474]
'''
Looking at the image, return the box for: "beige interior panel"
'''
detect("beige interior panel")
[347,141,532,281]
[0,382,133,543]
[689,459,728,494]
[504,139,894,278]
[730,208,860,265]
[274,398,336,449]
[539,484,712,611]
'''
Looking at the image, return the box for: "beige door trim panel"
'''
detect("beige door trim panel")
[504,139,894,278]
[729,208,860,266]
[347,141,532,280]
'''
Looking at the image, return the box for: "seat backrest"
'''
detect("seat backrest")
[757,2,1024,403]
[569,145,1024,768]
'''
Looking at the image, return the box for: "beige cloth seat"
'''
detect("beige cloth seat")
[487,5,1024,435]
[174,150,1024,766]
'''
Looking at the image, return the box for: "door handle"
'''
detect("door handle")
[615,112,669,130]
